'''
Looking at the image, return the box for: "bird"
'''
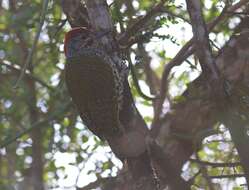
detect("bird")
[64,27,124,140]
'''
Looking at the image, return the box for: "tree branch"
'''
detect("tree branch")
[209,174,245,179]
[118,0,166,46]
[1,61,53,90]
[13,0,49,88]
[186,0,219,79]
[153,0,248,125]
[190,159,241,168]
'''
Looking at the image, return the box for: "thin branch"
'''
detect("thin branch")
[119,7,189,48]
[190,159,241,168]
[54,19,67,36]
[186,0,219,78]
[225,11,249,16]
[118,0,167,46]
[13,0,49,88]
[127,52,157,101]
[138,43,161,113]
[209,174,245,179]
[161,6,190,24]
[1,61,53,90]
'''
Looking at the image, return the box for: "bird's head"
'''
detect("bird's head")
[64,27,91,57]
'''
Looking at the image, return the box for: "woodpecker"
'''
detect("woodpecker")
[64,27,125,140]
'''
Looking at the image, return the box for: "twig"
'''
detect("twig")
[13,0,49,88]
[209,174,245,179]
[190,159,241,168]
[225,11,249,15]
[161,6,190,24]
[118,0,167,46]
[209,39,221,51]
[127,52,157,101]
[54,19,68,37]
[138,43,161,112]
[185,59,198,70]
[1,61,53,90]
[119,7,189,48]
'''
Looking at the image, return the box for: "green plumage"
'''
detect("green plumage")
[65,54,121,139]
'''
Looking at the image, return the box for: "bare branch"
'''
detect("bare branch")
[127,52,156,101]
[13,0,49,88]
[209,174,245,179]
[186,0,219,78]
[1,61,53,90]
[190,159,241,168]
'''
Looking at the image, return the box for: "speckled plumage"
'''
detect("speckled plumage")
[64,28,127,139]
